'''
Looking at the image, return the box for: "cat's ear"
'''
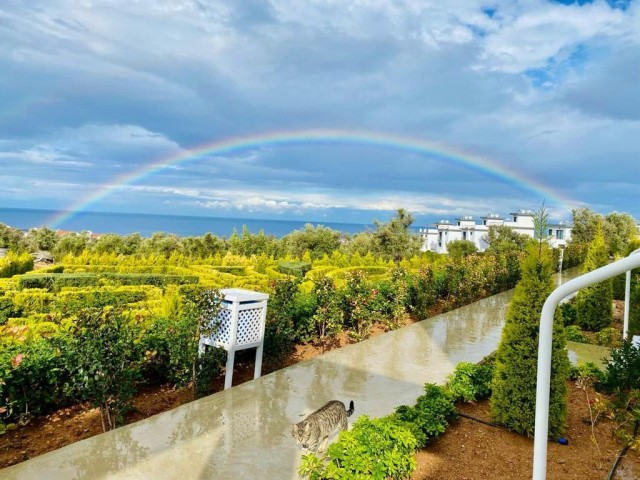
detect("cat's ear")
[303,422,311,433]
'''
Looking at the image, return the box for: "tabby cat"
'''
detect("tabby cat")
[291,400,355,453]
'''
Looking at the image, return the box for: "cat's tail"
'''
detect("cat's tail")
[346,400,354,417]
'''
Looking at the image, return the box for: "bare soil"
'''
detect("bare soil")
[1,304,639,479]
[413,384,640,480]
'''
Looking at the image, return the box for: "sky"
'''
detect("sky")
[0,0,638,227]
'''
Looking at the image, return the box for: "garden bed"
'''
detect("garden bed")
[413,381,640,479]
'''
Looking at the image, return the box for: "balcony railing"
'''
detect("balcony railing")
[533,249,640,479]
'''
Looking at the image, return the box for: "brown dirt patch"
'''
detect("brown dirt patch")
[413,382,640,480]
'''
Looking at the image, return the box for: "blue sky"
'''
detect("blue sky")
[0,0,638,226]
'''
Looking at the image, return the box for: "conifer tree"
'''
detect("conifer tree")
[575,223,612,331]
[491,209,570,438]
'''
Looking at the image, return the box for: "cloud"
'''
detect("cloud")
[0,1,639,223]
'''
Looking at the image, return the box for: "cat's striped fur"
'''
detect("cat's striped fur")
[291,400,355,453]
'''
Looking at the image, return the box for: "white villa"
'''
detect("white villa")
[419,209,572,254]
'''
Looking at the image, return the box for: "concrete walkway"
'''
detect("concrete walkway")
[2,286,609,480]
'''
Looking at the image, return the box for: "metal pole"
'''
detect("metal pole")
[533,253,640,480]
[624,270,631,341]
[623,249,640,341]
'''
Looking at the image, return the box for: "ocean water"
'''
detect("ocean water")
[0,208,376,238]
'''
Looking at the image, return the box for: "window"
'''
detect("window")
[548,228,553,236]
[556,230,564,240]
[463,231,467,240]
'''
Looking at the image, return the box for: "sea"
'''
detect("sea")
[0,208,380,239]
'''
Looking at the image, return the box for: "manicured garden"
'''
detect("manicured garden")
[1,206,638,476]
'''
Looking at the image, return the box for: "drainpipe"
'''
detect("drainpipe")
[533,253,640,480]
[623,248,640,341]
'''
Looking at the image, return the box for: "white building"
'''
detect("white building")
[419,209,572,254]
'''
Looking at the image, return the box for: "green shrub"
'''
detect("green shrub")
[210,266,247,276]
[0,251,34,278]
[565,325,587,343]
[54,289,147,314]
[299,415,418,480]
[53,273,100,289]
[601,340,640,394]
[141,289,224,396]
[491,242,570,438]
[311,277,343,351]
[277,261,311,278]
[629,279,640,337]
[394,383,457,448]
[559,302,577,326]
[341,270,374,340]
[0,296,14,325]
[594,327,621,348]
[575,225,613,331]
[292,291,317,343]
[446,362,494,403]
[17,274,55,290]
[407,266,436,320]
[0,337,71,422]
[42,265,65,274]
[264,278,298,365]
[18,273,101,291]
[569,362,606,384]
[64,309,141,431]
[101,273,199,287]
[11,289,55,315]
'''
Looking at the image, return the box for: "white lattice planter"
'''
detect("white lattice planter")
[199,288,269,390]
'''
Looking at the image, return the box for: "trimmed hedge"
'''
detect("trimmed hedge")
[18,272,198,291]
[277,261,311,277]
[101,273,199,287]
[18,273,99,291]
[55,289,148,314]
[0,296,14,325]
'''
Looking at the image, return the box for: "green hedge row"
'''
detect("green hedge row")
[17,272,198,290]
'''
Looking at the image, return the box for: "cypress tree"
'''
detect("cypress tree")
[575,223,612,331]
[490,240,570,438]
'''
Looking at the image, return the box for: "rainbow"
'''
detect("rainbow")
[46,128,572,228]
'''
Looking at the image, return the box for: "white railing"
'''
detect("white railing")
[533,251,640,479]
[623,249,640,340]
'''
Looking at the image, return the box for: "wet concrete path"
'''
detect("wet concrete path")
[2,270,609,479]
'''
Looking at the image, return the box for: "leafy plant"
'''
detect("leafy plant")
[594,327,621,348]
[299,415,418,480]
[341,270,374,341]
[575,224,613,331]
[446,361,494,403]
[264,278,298,366]
[0,338,70,423]
[564,325,587,343]
[63,308,141,431]
[601,340,640,394]
[311,277,343,352]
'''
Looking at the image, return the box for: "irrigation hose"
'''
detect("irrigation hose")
[607,418,639,480]
[457,411,500,428]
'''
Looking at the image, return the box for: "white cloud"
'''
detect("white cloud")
[1,1,639,221]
